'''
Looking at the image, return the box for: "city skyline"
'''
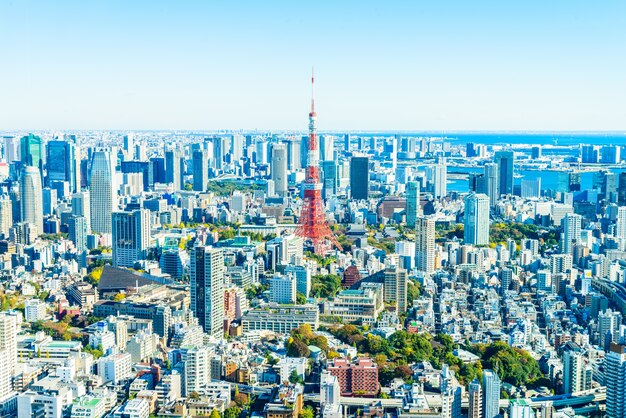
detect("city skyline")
[1,1,626,131]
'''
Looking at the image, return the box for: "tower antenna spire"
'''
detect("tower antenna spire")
[311,66,315,114]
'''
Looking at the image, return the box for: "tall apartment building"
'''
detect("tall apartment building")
[562,213,582,256]
[468,379,482,418]
[182,346,211,397]
[327,358,379,397]
[562,342,592,394]
[269,274,297,304]
[383,266,408,314]
[415,215,435,274]
[605,343,626,418]
[271,143,288,197]
[190,246,225,338]
[482,369,500,418]
[464,193,490,246]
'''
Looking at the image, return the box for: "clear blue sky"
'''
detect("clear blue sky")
[1,0,625,131]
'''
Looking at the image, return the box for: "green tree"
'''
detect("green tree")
[296,292,307,304]
[209,409,222,418]
[224,407,241,418]
[289,369,304,384]
[299,406,314,418]
[286,338,310,358]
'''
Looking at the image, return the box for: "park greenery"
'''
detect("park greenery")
[326,324,545,388]
[205,180,264,196]
[286,324,329,358]
[310,274,342,298]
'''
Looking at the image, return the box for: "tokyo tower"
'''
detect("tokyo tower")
[295,70,341,255]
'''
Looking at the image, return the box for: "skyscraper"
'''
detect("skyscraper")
[428,162,447,198]
[123,134,135,159]
[482,370,501,418]
[464,193,490,246]
[561,213,582,256]
[230,134,244,162]
[616,206,626,240]
[72,191,91,233]
[415,215,435,274]
[484,162,499,207]
[406,181,421,228]
[89,149,116,234]
[618,172,626,206]
[0,195,13,238]
[190,246,225,338]
[605,343,626,418]
[322,160,338,199]
[3,136,19,163]
[494,150,514,196]
[68,215,88,253]
[112,209,151,268]
[350,154,369,200]
[468,379,482,418]
[0,313,17,411]
[271,143,288,197]
[192,150,209,192]
[165,149,185,191]
[20,166,43,235]
[20,134,43,178]
[46,140,80,193]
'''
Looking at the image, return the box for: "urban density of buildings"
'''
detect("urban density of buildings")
[1,62,626,418]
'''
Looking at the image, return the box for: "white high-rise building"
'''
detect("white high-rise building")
[599,309,622,345]
[320,371,341,418]
[72,190,91,233]
[190,247,225,338]
[182,346,211,396]
[428,163,447,198]
[112,209,151,268]
[562,343,591,394]
[68,216,88,253]
[562,213,582,256]
[24,299,46,322]
[482,369,500,418]
[89,149,116,234]
[20,166,43,235]
[271,143,288,197]
[0,313,18,411]
[269,274,297,304]
[605,343,626,418]
[415,216,436,274]
[464,193,490,246]
[97,353,132,385]
[0,195,13,237]
[617,206,626,240]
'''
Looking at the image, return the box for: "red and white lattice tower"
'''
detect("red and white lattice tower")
[295,70,340,254]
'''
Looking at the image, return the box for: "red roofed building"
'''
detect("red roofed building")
[327,357,379,397]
